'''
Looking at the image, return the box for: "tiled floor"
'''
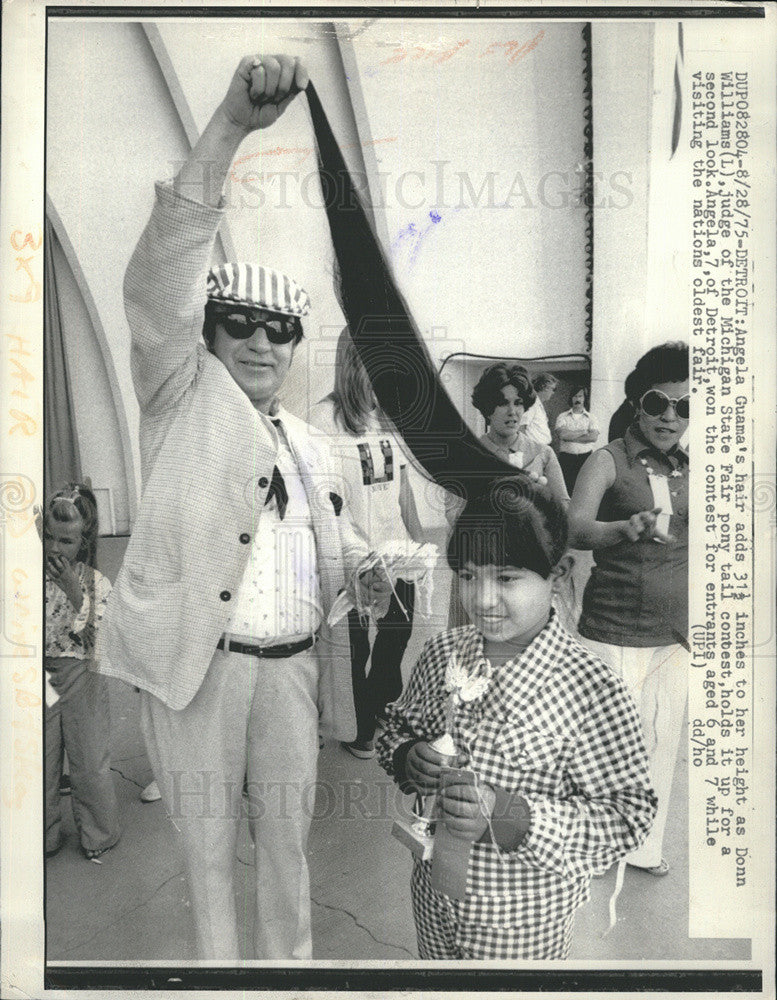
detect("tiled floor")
[45,672,749,964]
[45,546,749,964]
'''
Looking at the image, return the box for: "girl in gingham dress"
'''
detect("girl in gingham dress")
[377,479,657,960]
[44,485,120,860]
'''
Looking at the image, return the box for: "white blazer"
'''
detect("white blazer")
[97,182,362,738]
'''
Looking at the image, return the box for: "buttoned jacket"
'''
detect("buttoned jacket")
[97,182,362,737]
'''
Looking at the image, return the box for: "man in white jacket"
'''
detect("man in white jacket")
[98,54,386,961]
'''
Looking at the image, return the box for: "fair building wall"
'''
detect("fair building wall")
[47,19,658,534]
[47,20,193,526]
[47,19,369,527]
[590,22,653,434]
[346,20,589,369]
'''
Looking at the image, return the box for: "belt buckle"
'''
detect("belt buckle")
[219,632,317,658]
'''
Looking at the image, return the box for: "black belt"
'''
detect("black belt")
[217,633,316,659]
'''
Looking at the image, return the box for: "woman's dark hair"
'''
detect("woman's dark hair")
[202,301,304,351]
[447,477,568,580]
[471,363,536,421]
[46,483,99,567]
[624,341,689,403]
[570,384,590,408]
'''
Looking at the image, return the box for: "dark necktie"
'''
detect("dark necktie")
[264,419,288,520]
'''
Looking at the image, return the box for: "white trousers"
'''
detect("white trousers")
[140,647,319,960]
[581,639,688,869]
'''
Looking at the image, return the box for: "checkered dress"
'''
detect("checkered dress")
[377,612,657,959]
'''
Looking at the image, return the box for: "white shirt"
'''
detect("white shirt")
[308,399,413,554]
[555,408,599,455]
[521,399,552,446]
[228,421,323,641]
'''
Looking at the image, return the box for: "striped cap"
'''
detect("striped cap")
[206,263,311,318]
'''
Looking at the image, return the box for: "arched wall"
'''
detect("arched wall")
[46,16,662,532]
[46,197,136,533]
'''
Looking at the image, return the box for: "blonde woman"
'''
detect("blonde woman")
[310,329,424,759]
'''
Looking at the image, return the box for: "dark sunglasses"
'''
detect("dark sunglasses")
[217,310,298,345]
[639,389,690,420]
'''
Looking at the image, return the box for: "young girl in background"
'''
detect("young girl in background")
[378,479,656,960]
[45,484,120,860]
[310,328,424,759]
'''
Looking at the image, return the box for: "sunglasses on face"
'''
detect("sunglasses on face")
[217,310,298,344]
[639,389,690,420]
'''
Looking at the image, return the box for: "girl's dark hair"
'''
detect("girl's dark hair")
[447,477,568,580]
[471,363,536,421]
[570,384,590,408]
[624,341,689,403]
[202,301,304,350]
[47,483,99,567]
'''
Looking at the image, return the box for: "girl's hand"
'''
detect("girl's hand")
[439,775,496,841]
[47,555,83,609]
[355,563,392,614]
[405,742,468,795]
[220,54,309,133]
[622,508,674,544]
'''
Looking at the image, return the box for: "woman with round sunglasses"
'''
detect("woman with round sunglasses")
[568,341,689,877]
